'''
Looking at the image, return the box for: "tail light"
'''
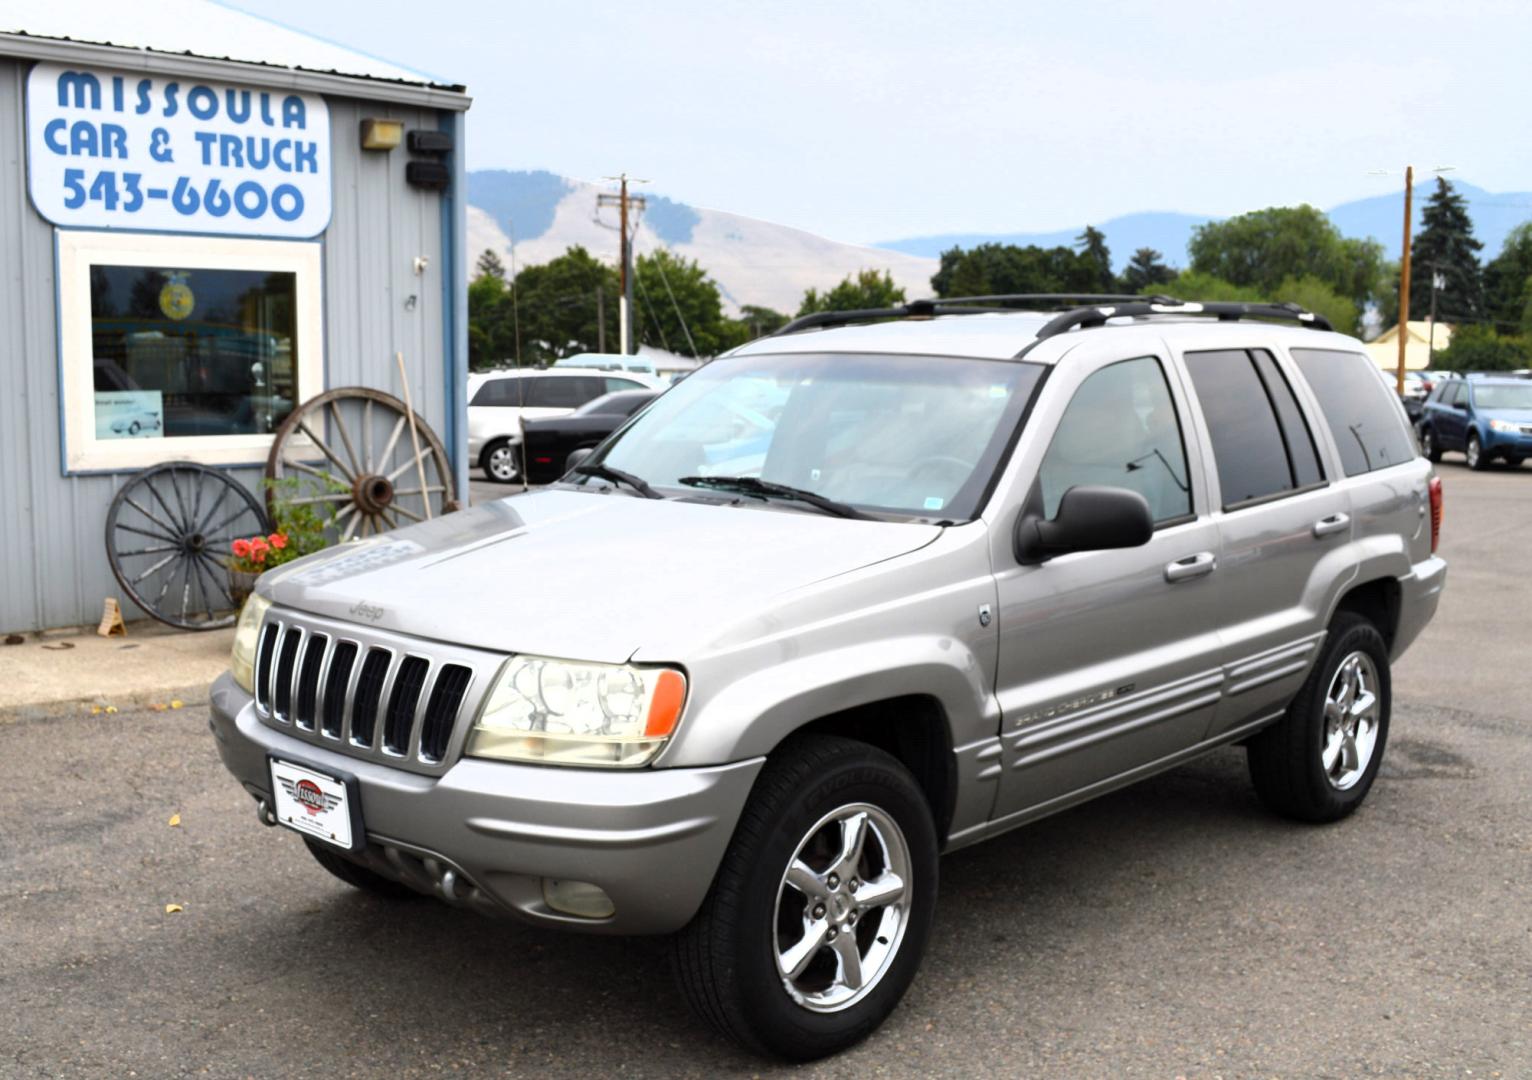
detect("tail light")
[1428,475,1443,554]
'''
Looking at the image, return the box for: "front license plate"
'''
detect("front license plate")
[268,756,362,851]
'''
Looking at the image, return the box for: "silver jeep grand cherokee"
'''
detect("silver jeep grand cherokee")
[210,296,1446,1060]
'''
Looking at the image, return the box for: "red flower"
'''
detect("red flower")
[269,532,288,550]
[250,537,269,552]
[252,546,267,564]
[231,538,252,558]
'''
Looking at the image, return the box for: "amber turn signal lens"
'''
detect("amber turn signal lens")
[645,669,687,737]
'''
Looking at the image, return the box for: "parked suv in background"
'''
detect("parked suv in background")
[1418,375,1532,469]
[468,367,660,482]
[212,295,1445,1060]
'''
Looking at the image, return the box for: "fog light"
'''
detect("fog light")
[541,878,615,919]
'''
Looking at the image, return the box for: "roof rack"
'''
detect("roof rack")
[1031,300,1334,342]
[771,293,1179,337]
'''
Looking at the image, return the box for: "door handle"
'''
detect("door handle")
[1312,512,1351,538]
[1164,551,1216,582]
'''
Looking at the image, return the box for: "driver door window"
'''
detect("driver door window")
[1038,355,1192,525]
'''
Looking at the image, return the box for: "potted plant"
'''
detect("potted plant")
[224,477,339,605]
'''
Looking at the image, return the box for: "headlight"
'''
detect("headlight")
[466,656,687,768]
[1488,419,1518,433]
[230,594,271,693]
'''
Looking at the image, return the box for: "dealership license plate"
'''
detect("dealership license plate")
[269,757,359,850]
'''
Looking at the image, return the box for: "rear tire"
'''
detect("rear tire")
[671,735,938,1061]
[1419,425,1442,462]
[481,438,521,483]
[1247,613,1391,823]
[304,839,421,899]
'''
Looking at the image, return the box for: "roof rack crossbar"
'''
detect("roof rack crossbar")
[1031,300,1334,342]
[771,293,1183,338]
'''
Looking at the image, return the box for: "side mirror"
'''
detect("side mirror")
[565,447,596,473]
[1015,485,1154,565]
[1455,400,1471,412]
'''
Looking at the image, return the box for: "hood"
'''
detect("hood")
[261,490,941,662]
[1481,407,1532,423]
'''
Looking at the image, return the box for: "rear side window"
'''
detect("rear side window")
[470,376,524,407]
[605,377,645,394]
[1290,349,1417,476]
[1185,349,1322,508]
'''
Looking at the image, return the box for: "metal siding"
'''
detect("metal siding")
[0,58,454,633]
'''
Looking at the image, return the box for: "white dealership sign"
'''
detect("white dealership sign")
[26,62,331,238]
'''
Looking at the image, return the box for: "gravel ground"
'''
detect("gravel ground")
[2,462,1528,1078]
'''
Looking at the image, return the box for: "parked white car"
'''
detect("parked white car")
[468,367,661,483]
[108,410,163,436]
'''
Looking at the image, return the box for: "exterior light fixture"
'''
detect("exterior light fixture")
[359,118,404,151]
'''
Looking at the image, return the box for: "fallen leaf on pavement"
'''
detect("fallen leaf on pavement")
[168,814,181,828]
[104,706,118,714]
[164,903,183,914]
[170,700,184,710]
[150,703,167,711]
[41,641,75,651]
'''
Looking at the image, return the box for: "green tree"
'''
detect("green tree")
[1408,177,1483,323]
[1271,275,1359,337]
[633,248,736,357]
[1483,221,1532,332]
[799,269,907,316]
[1120,247,1175,293]
[1187,205,1387,309]
[1435,323,1531,372]
[475,248,507,281]
[1153,269,1266,304]
[1075,226,1114,292]
[930,243,1100,298]
[509,246,620,366]
[468,269,516,370]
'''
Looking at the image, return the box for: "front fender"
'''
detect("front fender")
[661,634,997,766]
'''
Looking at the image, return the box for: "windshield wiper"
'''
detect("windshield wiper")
[677,476,869,519]
[573,463,664,499]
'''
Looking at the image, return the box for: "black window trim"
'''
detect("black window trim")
[1184,346,1333,515]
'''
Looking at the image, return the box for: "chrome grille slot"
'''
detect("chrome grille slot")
[322,642,358,738]
[294,633,328,729]
[384,656,431,755]
[254,623,280,712]
[273,626,303,722]
[421,665,473,763]
[351,648,392,747]
[250,607,498,776]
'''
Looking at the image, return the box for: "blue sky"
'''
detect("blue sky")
[226,0,1532,245]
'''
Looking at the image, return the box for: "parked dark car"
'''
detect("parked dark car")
[1418,376,1532,469]
[521,389,658,484]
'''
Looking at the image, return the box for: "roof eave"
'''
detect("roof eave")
[0,31,471,111]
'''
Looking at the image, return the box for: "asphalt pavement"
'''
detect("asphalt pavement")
[3,460,1529,1078]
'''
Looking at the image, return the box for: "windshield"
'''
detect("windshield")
[578,351,1045,520]
[1476,384,1532,409]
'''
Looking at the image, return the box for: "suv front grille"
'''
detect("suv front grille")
[251,610,495,776]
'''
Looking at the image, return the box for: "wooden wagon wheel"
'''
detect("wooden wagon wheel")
[105,463,270,630]
[265,387,458,541]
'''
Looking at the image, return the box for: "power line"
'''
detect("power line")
[647,249,700,357]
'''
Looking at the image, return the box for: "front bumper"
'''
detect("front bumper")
[208,673,762,934]
[1482,428,1532,458]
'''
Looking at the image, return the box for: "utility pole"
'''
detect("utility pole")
[596,284,606,353]
[598,174,647,354]
[1396,165,1413,396]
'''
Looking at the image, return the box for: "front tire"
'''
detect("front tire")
[1466,431,1489,470]
[1420,425,1442,462]
[1246,613,1391,823]
[672,735,938,1061]
[480,438,520,483]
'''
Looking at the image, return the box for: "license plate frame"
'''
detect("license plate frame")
[267,753,364,852]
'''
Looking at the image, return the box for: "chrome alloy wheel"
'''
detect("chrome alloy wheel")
[772,803,912,1013]
[1323,651,1382,790]
[487,443,520,482]
[1466,434,1482,469]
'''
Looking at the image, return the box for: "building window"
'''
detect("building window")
[59,231,322,471]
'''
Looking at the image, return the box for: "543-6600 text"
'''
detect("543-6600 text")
[62,168,305,222]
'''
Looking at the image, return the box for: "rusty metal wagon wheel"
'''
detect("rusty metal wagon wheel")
[265,387,458,540]
[105,463,270,631]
